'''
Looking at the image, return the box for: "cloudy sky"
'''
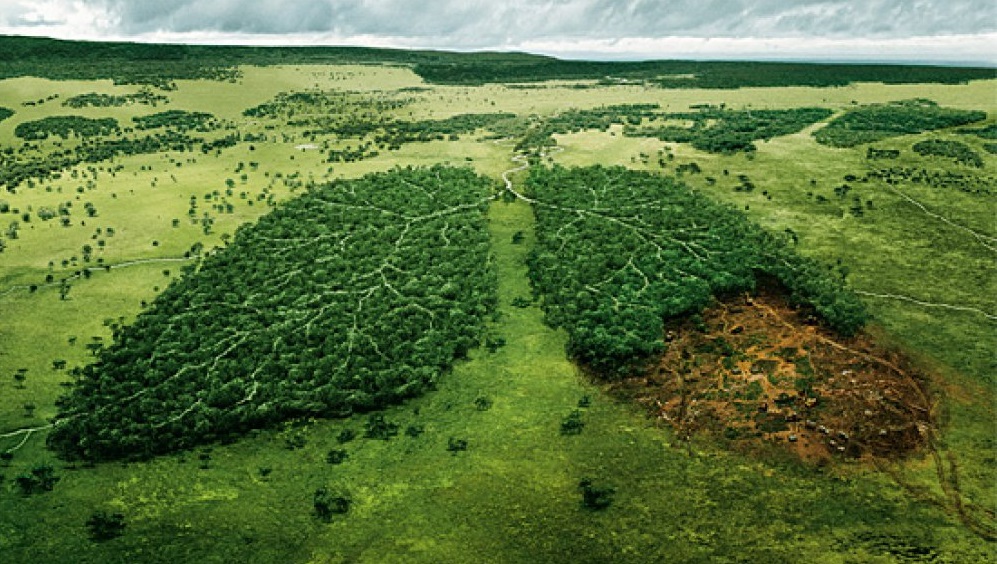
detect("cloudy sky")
[1,0,994,64]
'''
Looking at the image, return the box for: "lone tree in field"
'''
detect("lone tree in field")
[86,510,126,541]
[313,486,351,522]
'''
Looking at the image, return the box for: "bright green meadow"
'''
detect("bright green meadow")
[0,55,994,563]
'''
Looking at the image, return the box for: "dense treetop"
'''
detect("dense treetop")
[625,106,833,154]
[912,139,985,168]
[14,115,120,140]
[814,99,988,147]
[48,166,498,461]
[132,110,218,132]
[526,165,868,377]
[413,59,996,88]
[63,89,168,108]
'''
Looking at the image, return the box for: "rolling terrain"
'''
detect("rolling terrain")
[0,38,994,562]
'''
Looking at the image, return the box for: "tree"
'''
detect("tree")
[578,478,615,510]
[86,510,126,541]
[313,486,351,522]
[13,368,27,388]
[15,464,59,495]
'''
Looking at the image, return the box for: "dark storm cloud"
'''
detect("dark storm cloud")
[81,0,997,44]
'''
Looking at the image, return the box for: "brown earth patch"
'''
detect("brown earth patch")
[614,285,937,466]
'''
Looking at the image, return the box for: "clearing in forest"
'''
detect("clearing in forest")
[619,283,935,465]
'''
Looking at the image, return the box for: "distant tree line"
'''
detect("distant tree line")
[508,104,831,155]
[865,166,994,196]
[866,148,901,159]
[413,59,997,88]
[957,124,997,140]
[0,131,203,192]
[245,90,519,152]
[515,104,660,152]
[3,35,991,90]
[373,112,517,149]
[327,143,379,163]
[132,110,217,132]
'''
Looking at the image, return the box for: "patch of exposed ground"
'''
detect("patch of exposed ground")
[617,285,936,466]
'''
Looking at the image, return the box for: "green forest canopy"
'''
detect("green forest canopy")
[814,99,988,147]
[526,165,868,377]
[48,166,498,461]
[912,138,985,167]
[14,115,120,140]
[624,106,834,154]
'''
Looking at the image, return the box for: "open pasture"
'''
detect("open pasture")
[0,52,994,562]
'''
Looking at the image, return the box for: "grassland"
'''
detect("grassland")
[0,59,994,562]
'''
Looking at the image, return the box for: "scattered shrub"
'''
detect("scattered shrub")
[578,478,615,510]
[86,510,126,541]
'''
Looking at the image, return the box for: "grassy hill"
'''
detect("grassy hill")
[0,40,993,562]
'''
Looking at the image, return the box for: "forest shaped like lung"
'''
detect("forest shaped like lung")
[525,165,868,377]
[48,165,498,461]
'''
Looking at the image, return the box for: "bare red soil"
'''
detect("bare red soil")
[616,286,936,465]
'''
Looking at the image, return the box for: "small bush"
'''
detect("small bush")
[560,410,585,435]
[15,464,59,495]
[446,437,468,452]
[313,486,351,522]
[578,478,615,510]
[86,510,125,542]
[336,428,356,444]
[364,415,399,441]
[325,449,348,465]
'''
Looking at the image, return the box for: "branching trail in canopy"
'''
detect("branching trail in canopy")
[40,165,498,461]
[519,164,868,377]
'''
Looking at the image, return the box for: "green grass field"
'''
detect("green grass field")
[0,62,994,562]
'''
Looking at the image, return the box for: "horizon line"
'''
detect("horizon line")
[2,31,995,69]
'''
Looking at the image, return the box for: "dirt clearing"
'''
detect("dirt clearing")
[617,284,936,466]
